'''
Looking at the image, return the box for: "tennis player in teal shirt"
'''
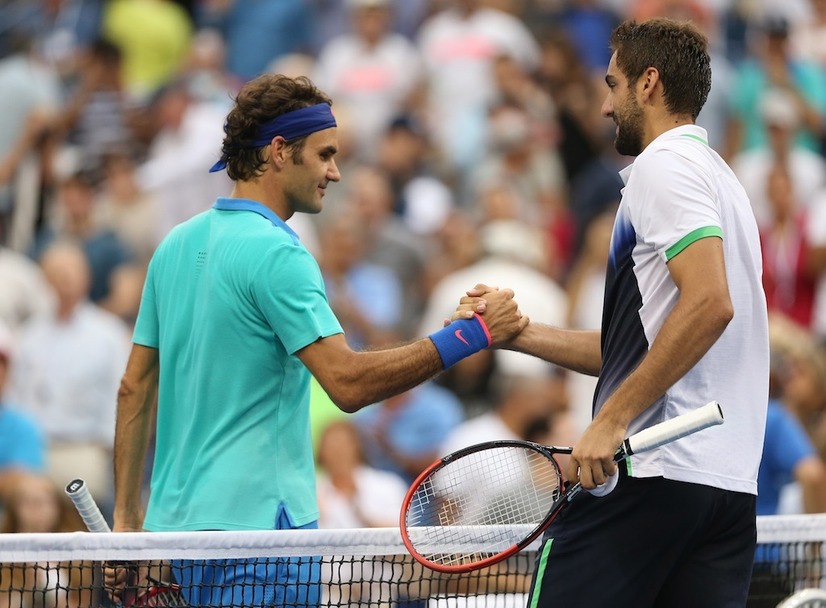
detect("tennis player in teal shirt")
[109,74,527,607]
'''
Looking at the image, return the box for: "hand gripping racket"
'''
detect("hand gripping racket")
[65,479,187,607]
[400,401,725,573]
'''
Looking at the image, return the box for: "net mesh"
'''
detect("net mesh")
[0,515,822,607]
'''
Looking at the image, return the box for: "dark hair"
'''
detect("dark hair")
[89,37,122,66]
[610,19,711,120]
[220,74,333,181]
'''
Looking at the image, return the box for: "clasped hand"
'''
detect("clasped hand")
[448,283,529,347]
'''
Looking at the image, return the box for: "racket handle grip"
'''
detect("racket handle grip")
[65,478,111,533]
[623,401,724,455]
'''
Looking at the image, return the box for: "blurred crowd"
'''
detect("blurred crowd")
[0,0,825,547]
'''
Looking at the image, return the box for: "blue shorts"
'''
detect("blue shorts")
[170,506,320,607]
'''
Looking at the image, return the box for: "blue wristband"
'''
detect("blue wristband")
[428,314,492,369]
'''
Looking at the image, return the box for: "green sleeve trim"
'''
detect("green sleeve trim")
[529,538,555,608]
[680,133,708,145]
[665,226,722,261]
[625,458,633,477]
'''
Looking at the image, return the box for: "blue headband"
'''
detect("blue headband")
[209,103,336,173]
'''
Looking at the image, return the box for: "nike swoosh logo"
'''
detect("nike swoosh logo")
[455,329,470,346]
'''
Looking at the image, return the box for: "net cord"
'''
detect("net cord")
[0,515,824,563]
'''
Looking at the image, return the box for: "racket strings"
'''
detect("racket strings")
[405,446,561,567]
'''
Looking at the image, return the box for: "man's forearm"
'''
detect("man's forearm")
[507,323,602,376]
[113,384,154,530]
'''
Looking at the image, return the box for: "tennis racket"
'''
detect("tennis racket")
[64,479,187,607]
[400,400,725,573]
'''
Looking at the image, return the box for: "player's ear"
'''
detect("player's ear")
[270,136,289,168]
[640,67,660,101]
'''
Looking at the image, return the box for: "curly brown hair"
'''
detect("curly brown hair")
[218,74,333,181]
[610,18,711,121]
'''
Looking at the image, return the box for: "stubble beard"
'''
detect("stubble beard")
[614,99,645,157]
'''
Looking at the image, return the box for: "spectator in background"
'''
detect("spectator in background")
[0,33,61,248]
[316,419,408,528]
[313,0,424,164]
[0,110,53,192]
[0,110,53,195]
[421,207,484,297]
[0,0,104,62]
[758,396,826,515]
[770,314,826,460]
[490,51,557,154]
[201,0,315,83]
[760,313,826,515]
[416,0,541,178]
[563,206,617,437]
[731,89,826,227]
[343,165,428,338]
[0,473,92,608]
[53,38,137,181]
[759,163,819,329]
[565,128,627,264]
[809,187,826,342]
[8,241,130,509]
[790,0,826,69]
[0,473,85,534]
[354,382,464,485]
[178,28,239,112]
[101,0,193,102]
[469,104,570,276]
[724,14,826,160]
[96,151,160,266]
[470,103,566,226]
[135,78,231,242]
[0,323,45,499]
[535,28,603,184]
[93,151,154,325]
[310,0,430,43]
[0,246,54,332]
[440,371,574,456]
[374,114,454,236]
[317,210,403,349]
[29,170,135,304]
[551,0,620,77]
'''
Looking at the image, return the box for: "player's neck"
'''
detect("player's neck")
[644,113,695,150]
[229,179,291,222]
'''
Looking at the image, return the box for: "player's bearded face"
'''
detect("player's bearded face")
[614,90,645,156]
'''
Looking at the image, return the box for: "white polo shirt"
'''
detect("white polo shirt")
[597,125,769,495]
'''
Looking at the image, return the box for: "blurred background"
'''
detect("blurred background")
[0,0,824,533]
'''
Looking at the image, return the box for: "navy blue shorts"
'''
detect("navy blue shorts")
[527,473,756,608]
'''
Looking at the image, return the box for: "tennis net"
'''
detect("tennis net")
[0,515,823,607]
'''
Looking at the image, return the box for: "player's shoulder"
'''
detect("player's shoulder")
[636,129,716,177]
[646,129,709,158]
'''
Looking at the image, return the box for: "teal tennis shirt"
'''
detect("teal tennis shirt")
[134,198,343,531]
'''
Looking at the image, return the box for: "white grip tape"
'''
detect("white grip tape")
[624,401,724,455]
[65,478,111,533]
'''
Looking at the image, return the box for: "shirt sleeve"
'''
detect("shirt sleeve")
[628,146,723,262]
[132,253,160,348]
[252,243,343,355]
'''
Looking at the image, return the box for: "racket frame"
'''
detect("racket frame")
[400,401,725,573]
[400,440,584,573]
